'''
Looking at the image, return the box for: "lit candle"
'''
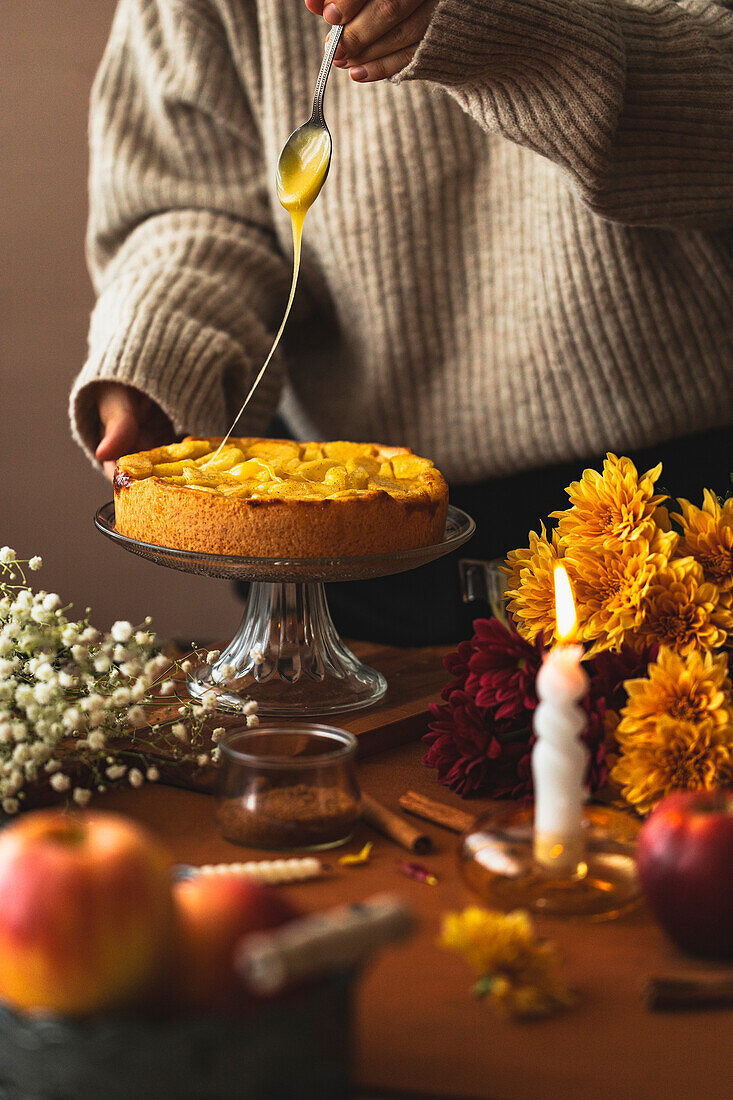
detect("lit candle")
[532,565,590,875]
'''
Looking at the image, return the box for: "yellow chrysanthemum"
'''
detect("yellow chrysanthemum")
[504,526,564,645]
[674,490,733,599]
[639,555,729,655]
[565,531,676,656]
[618,647,733,741]
[440,907,574,1019]
[612,715,733,815]
[552,453,667,551]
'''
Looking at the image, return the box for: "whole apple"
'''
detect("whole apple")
[0,810,175,1016]
[171,874,298,1013]
[637,789,733,959]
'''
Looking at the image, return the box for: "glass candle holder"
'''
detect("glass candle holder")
[215,725,360,851]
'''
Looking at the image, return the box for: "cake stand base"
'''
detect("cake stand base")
[188,581,387,716]
[459,803,641,921]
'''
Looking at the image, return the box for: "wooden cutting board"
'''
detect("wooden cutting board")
[24,643,451,805]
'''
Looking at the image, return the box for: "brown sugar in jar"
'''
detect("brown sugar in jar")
[215,726,361,851]
[217,784,360,849]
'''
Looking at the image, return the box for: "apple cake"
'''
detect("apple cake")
[113,437,449,558]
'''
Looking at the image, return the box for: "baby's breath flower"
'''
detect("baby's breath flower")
[243,700,258,716]
[87,730,106,751]
[111,621,134,644]
[33,682,54,706]
[34,661,54,682]
[42,594,61,613]
[127,705,146,727]
[159,680,176,696]
[73,788,92,807]
[206,650,221,664]
[120,661,141,679]
[0,547,16,565]
[2,798,19,815]
[105,764,127,781]
[28,556,42,571]
[211,746,221,764]
[181,660,194,674]
[211,727,226,743]
[246,714,259,728]
[201,690,219,712]
[111,688,131,707]
[71,645,88,664]
[128,768,144,788]
[49,773,71,793]
[145,654,170,676]
[172,723,188,742]
[250,647,265,665]
[216,663,236,680]
[197,754,210,767]
[94,655,112,674]
[146,766,160,782]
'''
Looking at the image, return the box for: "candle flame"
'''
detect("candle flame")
[554,565,577,641]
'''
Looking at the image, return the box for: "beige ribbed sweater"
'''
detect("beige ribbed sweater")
[71,0,733,485]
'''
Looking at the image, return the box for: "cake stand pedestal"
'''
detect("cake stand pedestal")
[95,503,474,717]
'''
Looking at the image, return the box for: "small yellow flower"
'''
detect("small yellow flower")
[552,453,666,551]
[618,647,733,739]
[639,556,729,655]
[440,907,574,1019]
[565,531,676,656]
[674,490,733,598]
[612,715,733,815]
[504,526,564,645]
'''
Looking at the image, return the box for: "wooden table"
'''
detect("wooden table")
[99,728,733,1100]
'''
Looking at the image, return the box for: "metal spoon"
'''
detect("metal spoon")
[276,24,343,212]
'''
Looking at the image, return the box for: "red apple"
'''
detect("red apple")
[0,810,175,1016]
[171,874,298,1013]
[637,789,733,959]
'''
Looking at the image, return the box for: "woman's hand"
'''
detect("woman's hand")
[306,0,438,82]
[93,382,174,481]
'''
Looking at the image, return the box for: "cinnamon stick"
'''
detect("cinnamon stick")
[361,793,432,854]
[645,975,733,1011]
[398,791,474,834]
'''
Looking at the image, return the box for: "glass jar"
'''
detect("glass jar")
[215,725,360,851]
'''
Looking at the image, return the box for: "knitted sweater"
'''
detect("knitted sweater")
[71,0,733,484]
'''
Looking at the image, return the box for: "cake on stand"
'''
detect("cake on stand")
[95,503,474,716]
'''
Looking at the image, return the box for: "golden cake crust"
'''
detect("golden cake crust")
[113,437,449,558]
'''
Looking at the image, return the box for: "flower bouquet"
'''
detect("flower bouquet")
[0,548,256,814]
[426,455,733,814]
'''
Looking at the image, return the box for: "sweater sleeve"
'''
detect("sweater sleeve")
[70,0,291,463]
[395,0,733,229]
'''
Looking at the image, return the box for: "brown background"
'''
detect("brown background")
[1,1,236,640]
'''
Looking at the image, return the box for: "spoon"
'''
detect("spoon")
[208,25,344,461]
[276,24,344,222]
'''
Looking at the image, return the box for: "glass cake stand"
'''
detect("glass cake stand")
[95,503,475,716]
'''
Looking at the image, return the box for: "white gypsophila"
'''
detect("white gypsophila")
[206,650,221,663]
[0,548,15,566]
[243,700,258,716]
[127,705,146,727]
[28,556,42,571]
[246,714,259,728]
[0,550,257,813]
[111,621,134,644]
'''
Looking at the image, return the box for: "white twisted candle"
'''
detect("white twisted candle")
[194,857,323,884]
[532,644,590,874]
